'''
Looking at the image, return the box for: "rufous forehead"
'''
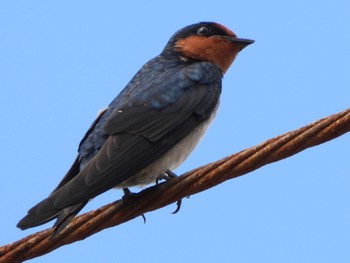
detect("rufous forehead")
[213,22,236,37]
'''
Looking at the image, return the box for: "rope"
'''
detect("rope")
[1,107,349,262]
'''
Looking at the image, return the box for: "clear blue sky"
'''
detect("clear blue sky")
[1,1,349,262]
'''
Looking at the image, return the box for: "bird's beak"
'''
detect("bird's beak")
[216,36,255,50]
[229,37,255,46]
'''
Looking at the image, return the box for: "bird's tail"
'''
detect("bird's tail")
[16,201,86,236]
[17,156,85,234]
[52,202,87,236]
[16,206,60,230]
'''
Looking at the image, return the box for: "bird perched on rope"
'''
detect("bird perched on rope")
[17,22,254,234]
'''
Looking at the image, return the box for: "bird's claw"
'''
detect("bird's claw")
[172,199,182,214]
[156,170,183,214]
[122,188,146,224]
[156,169,177,185]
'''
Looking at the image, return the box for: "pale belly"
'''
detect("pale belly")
[120,107,218,188]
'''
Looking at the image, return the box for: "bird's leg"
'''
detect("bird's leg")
[156,169,182,214]
[165,169,178,179]
[122,188,146,223]
[156,169,177,185]
[122,187,132,197]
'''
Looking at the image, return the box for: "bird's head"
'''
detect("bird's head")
[163,22,254,73]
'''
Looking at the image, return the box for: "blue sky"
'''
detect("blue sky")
[1,1,349,262]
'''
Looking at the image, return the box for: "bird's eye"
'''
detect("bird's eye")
[197,26,209,35]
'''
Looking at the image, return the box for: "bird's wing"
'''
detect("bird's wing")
[52,108,109,192]
[22,62,222,221]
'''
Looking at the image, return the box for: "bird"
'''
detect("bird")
[17,22,254,234]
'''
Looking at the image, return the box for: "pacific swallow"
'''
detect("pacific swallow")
[17,22,254,233]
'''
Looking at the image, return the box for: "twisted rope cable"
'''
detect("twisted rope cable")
[1,107,349,262]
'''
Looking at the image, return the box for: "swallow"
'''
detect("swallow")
[17,22,254,233]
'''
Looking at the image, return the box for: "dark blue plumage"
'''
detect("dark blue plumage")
[17,22,253,233]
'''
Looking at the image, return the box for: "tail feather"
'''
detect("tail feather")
[16,201,86,234]
[16,208,60,230]
[17,156,84,233]
[52,202,87,237]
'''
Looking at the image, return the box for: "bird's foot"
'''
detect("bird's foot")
[122,188,146,223]
[156,169,183,214]
[156,169,177,185]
